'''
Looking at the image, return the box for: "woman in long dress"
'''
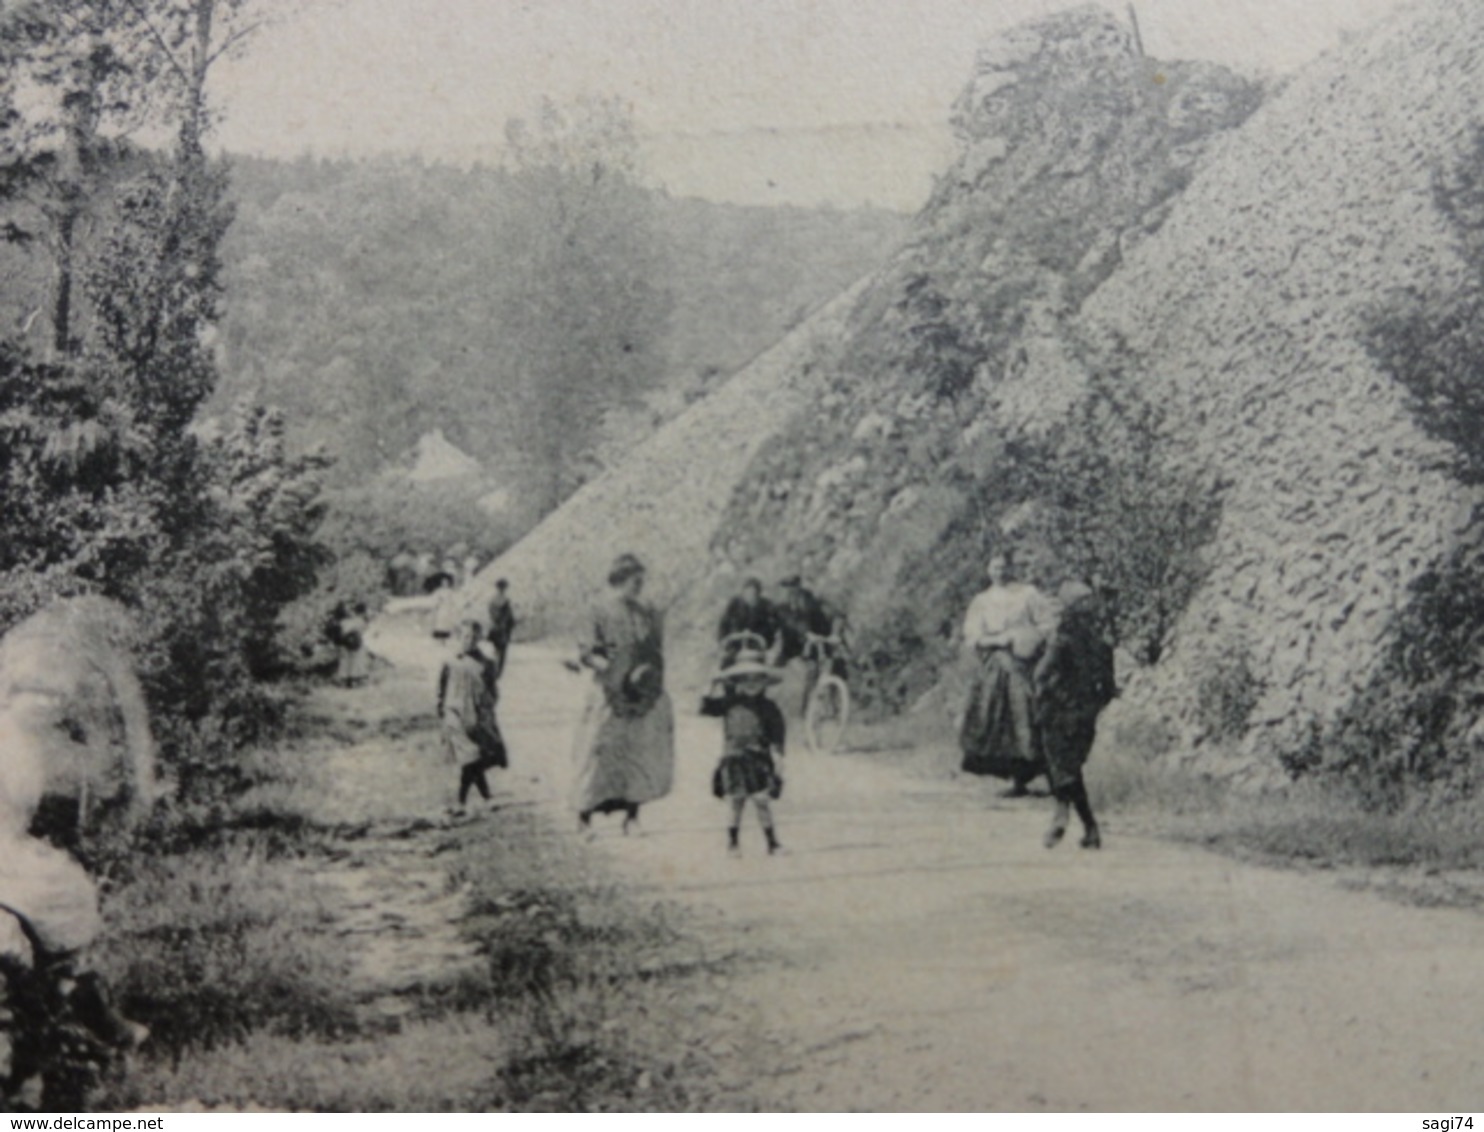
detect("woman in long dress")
[336,601,371,687]
[571,554,675,835]
[958,549,1055,795]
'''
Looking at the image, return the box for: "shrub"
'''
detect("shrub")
[1194,639,1263,744]
[1006,359,1224,666]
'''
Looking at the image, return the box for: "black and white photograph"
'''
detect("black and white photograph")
[1,0,1482,1114]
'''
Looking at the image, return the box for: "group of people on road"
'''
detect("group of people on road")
[958,547,1116,850]
[387,546,484,599]
[566,554,795,855]
[454,544,1115,861]
[562,556,862,856]
[717,575,849,711]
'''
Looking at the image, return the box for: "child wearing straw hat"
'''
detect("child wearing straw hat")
[701,650,786,856]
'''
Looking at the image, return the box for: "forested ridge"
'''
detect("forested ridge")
[213,154,906,489]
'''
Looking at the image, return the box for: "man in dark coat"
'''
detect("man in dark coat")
[717,577,779,664]
[1034,582,1116,849]
[486,578,517,676]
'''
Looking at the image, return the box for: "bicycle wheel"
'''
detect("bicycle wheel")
[805,676,850,754]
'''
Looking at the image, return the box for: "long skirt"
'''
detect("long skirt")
[571,685,675,813]
[959,648,1044,781]
[337,644,370,684]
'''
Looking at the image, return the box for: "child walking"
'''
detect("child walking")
[701,651,785,856]
[438,619,508,813]
[1034,581,1116,850]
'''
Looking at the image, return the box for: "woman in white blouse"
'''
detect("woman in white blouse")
[958,548,1055,796]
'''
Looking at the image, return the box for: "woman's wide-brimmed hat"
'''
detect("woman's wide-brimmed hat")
[715,650,783,685]
[608,553,646,586]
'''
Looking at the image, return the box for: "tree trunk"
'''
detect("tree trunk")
[52,207,77,356]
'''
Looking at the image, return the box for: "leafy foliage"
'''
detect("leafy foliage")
[1,1,331,795]
[207,154,905,495]
[131,401,329,775]
[1367,128,1484,484]
[1014,364,1225,666]
[496,96,673,511]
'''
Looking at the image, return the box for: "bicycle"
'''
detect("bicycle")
[801,632,850,754]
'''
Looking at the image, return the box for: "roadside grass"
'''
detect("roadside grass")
[94,839,356,1059]
[849,709,1484,885]
[92,716,766,1112]
[449,807,770,1112]
[1163,785,1484,872]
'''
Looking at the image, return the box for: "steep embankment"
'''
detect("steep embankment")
[487,0,1484,793]
[1076,0,1484,784]
[693,5,1262,710]
[479,3,1261,676]
[465,284,866,640]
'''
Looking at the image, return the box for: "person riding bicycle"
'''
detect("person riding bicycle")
[717,577,780,665]
[776,576,849,713]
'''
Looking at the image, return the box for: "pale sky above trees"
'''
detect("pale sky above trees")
[211,0,1407,209]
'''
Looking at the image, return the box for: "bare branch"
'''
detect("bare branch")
[205,16,263,65]
[120,0,192,87]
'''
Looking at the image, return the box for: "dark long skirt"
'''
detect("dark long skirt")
[959,648,1044,781]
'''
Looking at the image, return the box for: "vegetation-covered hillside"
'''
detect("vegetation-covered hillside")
[214,154,906,494]
[489,0,1484,812]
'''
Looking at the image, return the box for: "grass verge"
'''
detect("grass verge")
[88,706,768,1112]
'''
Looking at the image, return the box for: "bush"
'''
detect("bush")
[318,478,523,571]
[1194,639,1263,744]
[1007,359,1224,665]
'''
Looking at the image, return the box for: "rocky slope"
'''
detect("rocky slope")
[1074,0,1484,784]
[486,0,1484,791]
[462,284,866,642]
[478,3,1260,664]
[691,5,1262,709]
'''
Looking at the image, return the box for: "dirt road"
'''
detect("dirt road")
[367,613,1484,1111]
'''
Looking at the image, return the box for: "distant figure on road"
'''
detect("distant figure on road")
[462,553,482,589]
[386,549,415,596]
[336,601,371,687]
[486,578,517,676]
[414,550,437,595]
[702,650,786,856]
[571,554,675,836]
[438,619,507,814]
[1034,581,1116,850]
[717,577,779,665]
[959,548,1055,796]
[430,572,459,641]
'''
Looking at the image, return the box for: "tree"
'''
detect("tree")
[498,95,673,512]
[1,0,273,357]
[1,0,329,788]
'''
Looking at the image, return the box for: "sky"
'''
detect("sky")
[210,0,1410,210]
